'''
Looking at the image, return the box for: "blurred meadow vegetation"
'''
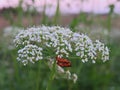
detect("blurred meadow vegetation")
[0,2,120,90]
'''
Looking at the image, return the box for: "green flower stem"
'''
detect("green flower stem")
[11,52,21,87]
[77,62,83,75]
[46,60,56,90]
[36,61,42,90]
[69,57,81,59]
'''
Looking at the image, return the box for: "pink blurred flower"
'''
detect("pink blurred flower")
[107,0,117,5]
[0,0,19,10]
[33,0,45,12]
[114,2,120,14]
[81,0,93,13]
[21,0,34,11]
[91,0,110,14]
[60,0,81,15]
[0,0,120,15]
[8,0,19,8]
[0,0,7,10]
[45,0,57,17]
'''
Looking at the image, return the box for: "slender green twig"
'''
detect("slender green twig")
[46,60,56,90]
[42,0,48,24]
[36,61,42,90]
[53,0,60,24]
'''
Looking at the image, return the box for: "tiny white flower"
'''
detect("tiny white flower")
[66,70,71,80]
[92,60,96,63]
[72,74,78,83]
[76,52,80,56]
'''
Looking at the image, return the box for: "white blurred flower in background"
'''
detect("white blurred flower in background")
[3,26,22,50]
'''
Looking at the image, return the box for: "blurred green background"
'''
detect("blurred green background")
[0,1,120,90]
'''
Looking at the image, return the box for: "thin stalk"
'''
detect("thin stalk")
[107,4,114,32]
[76,62,83,75]
[68,56,81,60]
[17,1,23,27]
[27,11,33,26]
[36,61,42,90]
[46,60,56,90]
[53,0,60,24]
[11,52,21,84]
[42,0,47,24]
[106,5,114,44]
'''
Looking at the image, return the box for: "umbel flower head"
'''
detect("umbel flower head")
[14,25,109,65]
[13,25,109,83]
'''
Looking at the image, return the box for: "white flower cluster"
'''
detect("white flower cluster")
[17,44,43,65]
[71,33,96,63]
[71,33,109,63]
[14,26,109,65]
[94,40,109,62]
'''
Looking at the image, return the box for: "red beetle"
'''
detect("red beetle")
[56,56,71,67]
